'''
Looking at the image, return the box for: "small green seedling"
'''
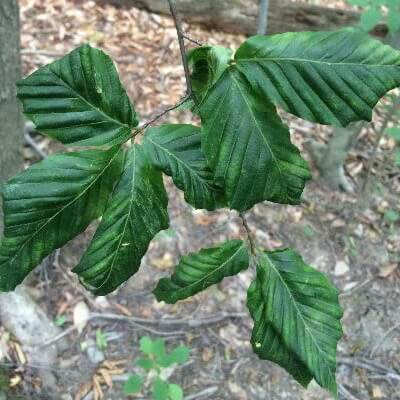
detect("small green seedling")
[123,336,189,399]
[96,329,108,350]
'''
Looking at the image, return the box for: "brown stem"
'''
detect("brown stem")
[239,212,257,256]
[167,0,193,97]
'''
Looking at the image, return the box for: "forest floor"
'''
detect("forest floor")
[1,0,400,399]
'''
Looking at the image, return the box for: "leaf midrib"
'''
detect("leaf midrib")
[236,57,399,68]
[173,242,246,296]
[96,147,137,291]
[3,149,121,268]
[229,70,284,183]
[263,253,335,381]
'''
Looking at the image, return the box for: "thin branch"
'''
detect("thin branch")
[370,321,400,357]
[133,95,190,136]
[167,0,193,97]
[239,213,257,256]
[257,0,270,35]
[182,32,204,47]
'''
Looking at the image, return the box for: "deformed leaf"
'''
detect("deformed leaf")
[153,240,249,303]
[188,45,233,101]
[74,145,169,295]
[199,68,311,211]
[143,124,225,210]
[234,28,400,126]
[0,147,124,291]
[247,248,343,396]
[17,44,138,147]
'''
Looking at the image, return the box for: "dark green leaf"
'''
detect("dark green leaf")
[73,145,169,295]
[0,147,123,291]
[234,28,400,126]
[153,378,169,400]
[123,374,144,395]
[247,248,343,395]
[188,45,233,101]
[199,68,311,211]
[154,240,249,303]
[143,124,225,210]
[17,44,138,147]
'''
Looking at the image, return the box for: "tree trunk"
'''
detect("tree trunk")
[0,1,62,397]
[102,0,361,35]
[307,123,364,193]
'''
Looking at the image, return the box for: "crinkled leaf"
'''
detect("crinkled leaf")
[73,145,169,295]
[0,147,123,291]
[247,248,343,396]
[188,45,233,101]
[143,124,225,210]
[154,240,249,303]
[17,44,138,147]
[234,28,400,127]
[123,374,144,395]
[199,68,311,211]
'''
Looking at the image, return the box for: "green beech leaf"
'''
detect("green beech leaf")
[17,44,138,147]
[143,124,225,210]
[387,9,400,34]
[0,147,123,291]
[153,240,249,303]
[234,28,400,127]
[188,45,233,101]
[199,68,311,211]
[123,374,144,395]
[247,248,343,395]
[360,7,382,31]
[73,145,169,295]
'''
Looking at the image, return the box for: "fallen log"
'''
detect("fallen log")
[100,0,361,35]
